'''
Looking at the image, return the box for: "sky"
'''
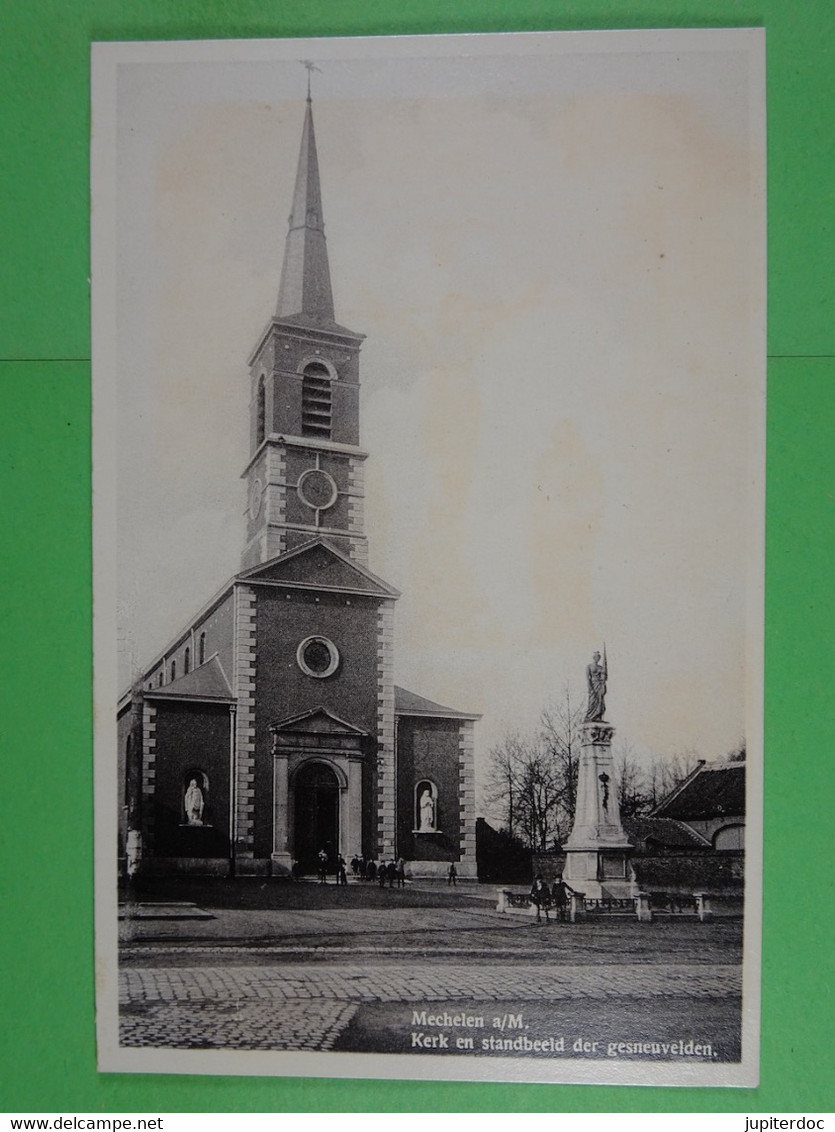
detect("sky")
[101,32,765,796]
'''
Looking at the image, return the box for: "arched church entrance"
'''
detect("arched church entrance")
[293,761,340,873]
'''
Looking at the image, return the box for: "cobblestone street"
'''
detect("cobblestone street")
[117,886,743,1056]
[119,960,741,1050]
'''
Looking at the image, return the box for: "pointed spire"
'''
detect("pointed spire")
[276,91,335,323]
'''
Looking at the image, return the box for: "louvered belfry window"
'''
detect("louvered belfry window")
[256,376,266,446]
[301,363,332,438]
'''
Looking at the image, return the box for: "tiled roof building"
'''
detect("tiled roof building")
[650,760,745,851]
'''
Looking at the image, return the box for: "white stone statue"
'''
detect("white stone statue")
[584,647,608,722]
[185,779,204,825]
[418,787,435,831]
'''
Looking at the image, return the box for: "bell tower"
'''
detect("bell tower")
[241,91,369,569]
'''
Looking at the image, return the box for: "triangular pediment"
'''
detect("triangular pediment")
[270,706,368,737]
[238,538,399,598]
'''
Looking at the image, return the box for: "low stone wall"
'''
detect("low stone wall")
[495,887,735,923]
[495,888,537,916]
[408,859,477,880]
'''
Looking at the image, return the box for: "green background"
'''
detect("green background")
[1,0,832,1114]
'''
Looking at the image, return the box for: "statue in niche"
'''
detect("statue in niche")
[418,786,436,832]
[184,778,204,826]
[584,647,608,722]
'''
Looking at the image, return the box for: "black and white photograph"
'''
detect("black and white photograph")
[92,30,765,1085]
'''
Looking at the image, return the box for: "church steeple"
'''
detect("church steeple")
[276,93,335,323]
[242,92,368,571]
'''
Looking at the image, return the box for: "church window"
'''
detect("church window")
[301,363,332,438]
[296,635,340,678]
[256,376,266,446]
[198,632,206,665]
[170,659,176,681]
[297,467,338,512]
[184,647,190,675]
[158,672,163,687]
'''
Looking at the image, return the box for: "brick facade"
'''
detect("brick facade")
[375,601,396,858]
[233,585,257,858]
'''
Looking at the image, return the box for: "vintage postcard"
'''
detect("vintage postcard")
[92,30,765,1085]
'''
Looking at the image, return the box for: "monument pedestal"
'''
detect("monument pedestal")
[562,720,634,900]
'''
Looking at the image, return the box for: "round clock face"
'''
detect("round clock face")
[297,468,338,511]
[249,478,263,520]
[296,635,340,678]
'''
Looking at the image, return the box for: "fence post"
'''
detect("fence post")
[635,891,652,922]
[496,889,508,913]
[694,892,713,922]
[569,891,585,923]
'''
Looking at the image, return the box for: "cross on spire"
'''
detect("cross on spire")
[275,72,335,323]
[300,59,321,102]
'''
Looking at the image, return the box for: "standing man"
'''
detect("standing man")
[530,874,552,923]
[551,874,575,922]
[447,863,458,887]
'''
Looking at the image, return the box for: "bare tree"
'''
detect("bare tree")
[645,749,701,809]
[516,746,563,851]
[539,684,584,844]
[614,739,652,817]
[483,730,565,851]
[483,730,528,841]
[484,687,706,846]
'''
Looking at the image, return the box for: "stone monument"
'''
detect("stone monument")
[562,647,634,899]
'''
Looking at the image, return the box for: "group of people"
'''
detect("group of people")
[349,855,407,887]
[530,873,575,923]
[307,852,459,889]
[316,849,348,885]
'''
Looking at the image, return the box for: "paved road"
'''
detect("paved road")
[120,961,741,1050]
[119,903,521,944]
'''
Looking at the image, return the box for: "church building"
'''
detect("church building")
[117,94,479,879]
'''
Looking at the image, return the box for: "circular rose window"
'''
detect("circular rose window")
[297,468,338,511]
[296,635,340,678]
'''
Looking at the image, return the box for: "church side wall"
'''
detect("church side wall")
[151,701,231,860]
[251,586,382,861]
[141,700,157,852]
[202,595,235,684]
[395,716,462,863]
[117,703,131,860]
[140,592,235,692]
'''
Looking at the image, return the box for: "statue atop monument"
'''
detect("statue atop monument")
[584,647,608,722]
